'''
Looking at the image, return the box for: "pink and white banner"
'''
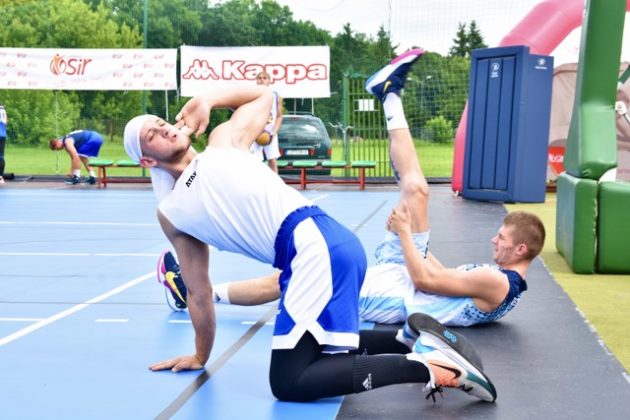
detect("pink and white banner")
[180,46,330,98]
[0,48,177,90]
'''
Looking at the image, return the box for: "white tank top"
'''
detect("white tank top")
[159,147,311,263]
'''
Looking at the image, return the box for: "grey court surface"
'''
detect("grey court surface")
[1,181,629,419]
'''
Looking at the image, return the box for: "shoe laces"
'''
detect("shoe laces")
[424,361,472,402]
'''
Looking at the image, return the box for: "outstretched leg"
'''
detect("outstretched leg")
[366,49,429,233]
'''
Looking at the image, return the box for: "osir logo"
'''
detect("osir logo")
[49,54,92,76]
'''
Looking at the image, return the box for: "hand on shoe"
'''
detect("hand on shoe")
[149,354,205,373]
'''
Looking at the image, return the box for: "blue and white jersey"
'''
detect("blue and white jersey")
[62,130,103,157]
[359,262,527,327]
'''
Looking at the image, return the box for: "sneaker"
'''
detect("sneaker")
[64,175,80,185]
[406,313,497,402]
[404,312,484,369]
[157,250,188,311]
[365,48,425,103]
[85,176,97,185]
[0,176,4,184]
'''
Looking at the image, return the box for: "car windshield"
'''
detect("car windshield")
[279,119,325,143]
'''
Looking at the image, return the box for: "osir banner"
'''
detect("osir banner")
[180,46,330,98]
[0,48,177,90]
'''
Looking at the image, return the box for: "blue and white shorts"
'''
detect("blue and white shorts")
[273,206,367,352]
[374,230,430,265]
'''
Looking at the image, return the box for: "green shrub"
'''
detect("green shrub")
[425,115,454,144]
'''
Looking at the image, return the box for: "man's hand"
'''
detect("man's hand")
[175,96,212,137]
[387,202,412,235]
[149,354,205,373]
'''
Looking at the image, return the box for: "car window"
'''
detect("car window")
[279,119,327,143]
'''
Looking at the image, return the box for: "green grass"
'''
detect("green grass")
[507,195,630,372]
[4,139,455,178]
[4,143,146,177]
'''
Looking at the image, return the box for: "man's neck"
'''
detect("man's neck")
[162,147,198,181]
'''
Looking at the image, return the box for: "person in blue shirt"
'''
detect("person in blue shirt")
[0,104,8,184]
[49,130,104,185]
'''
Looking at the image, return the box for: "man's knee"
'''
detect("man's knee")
[401,178,429,203]
[270,375,311,402]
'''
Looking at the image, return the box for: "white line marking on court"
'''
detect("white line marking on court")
[0,221,158,227]
[167,320,192,324]
[310,194,329,203]
[0,317,45,322]
[0,252,160,257]
[241,321,274,326]
[0,272,154,347]
[95,318,129,323]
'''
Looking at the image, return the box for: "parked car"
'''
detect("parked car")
[277,114,332,175]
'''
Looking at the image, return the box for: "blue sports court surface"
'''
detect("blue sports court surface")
[1,183,629,419]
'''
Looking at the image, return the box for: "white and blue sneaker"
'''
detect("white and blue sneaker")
[365,48,425,103]
[405,313,497,402]
[403,312,484,369]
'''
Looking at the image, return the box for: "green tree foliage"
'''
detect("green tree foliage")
[467,20,487,52]
[448,20,487,58]
[0,0,143,144]
[449,23,468,58]
[0,0,472,148]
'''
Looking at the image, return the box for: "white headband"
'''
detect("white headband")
[123,114,153,163]
[123,114,176,202]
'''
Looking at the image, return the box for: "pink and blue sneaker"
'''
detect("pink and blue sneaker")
[365,48,425,102]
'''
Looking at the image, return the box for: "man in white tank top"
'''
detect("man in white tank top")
[123,78,497,403]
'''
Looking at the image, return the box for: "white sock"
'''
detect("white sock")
[382,93,408,131]
[89,170,96,177]
[213,283,231,304]
[73,169,81,177]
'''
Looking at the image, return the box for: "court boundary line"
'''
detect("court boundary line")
[0,272,154,347]
[155,305,278,420]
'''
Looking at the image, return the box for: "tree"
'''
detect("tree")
[467,20,487,52]
[448,21,487,58]
[0,0,144,144]
[449,23,468,58]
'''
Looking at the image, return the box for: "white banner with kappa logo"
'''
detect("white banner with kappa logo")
[0,48,177,90]
[180,46,330,98]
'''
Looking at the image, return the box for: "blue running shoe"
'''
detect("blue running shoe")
[64,175,80,185]
[157,250,188,311]
[365,48,425,103]
[405,313,496,402]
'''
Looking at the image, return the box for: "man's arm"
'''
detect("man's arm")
[274,95,283,135]
[174,85,273,150]
[62,138,82,171]
[220,272,281,305]
[149,210,216,372]
[388,204,509,312]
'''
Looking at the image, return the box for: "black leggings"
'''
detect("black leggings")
[269,330,429,402]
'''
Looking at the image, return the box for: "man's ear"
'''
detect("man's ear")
[515,243,528,258]
[139,156,157,169]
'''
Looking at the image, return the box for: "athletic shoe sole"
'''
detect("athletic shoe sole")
[407,312,484,373]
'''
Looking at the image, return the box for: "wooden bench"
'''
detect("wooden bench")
[89,158,150,188]
[278,159,377,190]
